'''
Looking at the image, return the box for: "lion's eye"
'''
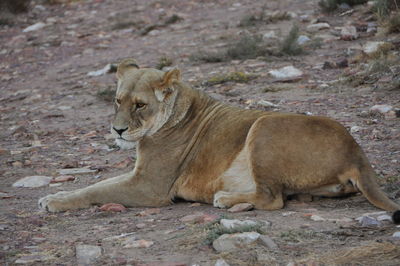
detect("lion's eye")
[136,103,146,109]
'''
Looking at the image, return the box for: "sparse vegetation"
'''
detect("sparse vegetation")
[0,0,30,14]
[238,14,262,27]
[386,12,400,33]
[280,25,304,56]
[156,56,173,70]
[206,72,257,85]
[318,0,368,12]
[280,229,321,243]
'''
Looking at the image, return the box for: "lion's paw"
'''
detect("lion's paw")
[213,191,233,209]
[38,191,74,212]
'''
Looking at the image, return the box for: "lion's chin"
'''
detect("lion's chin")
[115,138,136,150]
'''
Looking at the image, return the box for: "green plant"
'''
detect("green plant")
[206,71,257,85]
[226,34,270,60]
[280,25,304,56]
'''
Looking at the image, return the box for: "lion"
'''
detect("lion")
[39,58,400,223]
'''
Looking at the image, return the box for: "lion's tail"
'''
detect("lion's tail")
[356,157,400,224]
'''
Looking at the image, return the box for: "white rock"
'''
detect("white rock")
[58,168,97,175]
[75,245,102,265]
[258,235,278,249]
[269,66,303,79]
[341,26,358,40]
[377,214,392,222]
[213,232,260,252]
[220,219,258,230]
[23,22,46,33]
[258,100,279,108]
[12,176,52,188]
[359,216,381,227]
[350,126,362,134]
[363,41,388,55]
[263,31,277,40]
[215,259,230,266]
[297,35,311,45]
[87,64,113,77]
[310,215,325,221]
[393,232,400,238]
[307,23,330,32]
[370,104,393,114]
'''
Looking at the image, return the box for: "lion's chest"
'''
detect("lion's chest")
[174,148,256,204]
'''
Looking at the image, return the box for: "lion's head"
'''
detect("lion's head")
[111,59,181,149]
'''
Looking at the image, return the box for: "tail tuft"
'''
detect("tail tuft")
[393,210,400,224]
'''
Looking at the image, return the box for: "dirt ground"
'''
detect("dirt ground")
[1,0,400,265]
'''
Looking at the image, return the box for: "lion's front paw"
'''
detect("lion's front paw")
[38,191,77,212]
[213,191,234,209]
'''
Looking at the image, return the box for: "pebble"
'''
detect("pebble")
[15,254,48,264]
[340,25,358,40]
[310,215,325,222]
[269,66,303,80]
[99,203,126,212]
[257,100,279,108]
[51,175,75,183]
[227,203,254,213]
[258,235,278,249]
[12,176,52,188]
[363,41,389,55]
[215,259,230,266]
[23,22,46,33]
[393,232,400,238]
[359,216,381,227]
[138,208,161,216]
[297,35,311,45]
[370,104,393,114]
[350,126,362,134]
[307,23,330,32]
[180,212,218,224]
[58,168,97,175]
[213,232,260,252]
[262,31,277,40]
[136,223,146,229]
[377,214,392,222]
[76,245,102,265]
[87,64,113,77]
[124,239,154,248]
[220,219,258,230]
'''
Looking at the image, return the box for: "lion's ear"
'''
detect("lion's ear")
[161,68,180,86]
[155,69,180,102]
[117,58,139,79]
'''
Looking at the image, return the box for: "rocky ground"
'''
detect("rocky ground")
[1,0,400,265]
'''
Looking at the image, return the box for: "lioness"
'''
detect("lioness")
[39,59,400,223]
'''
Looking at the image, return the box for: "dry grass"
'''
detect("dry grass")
[280,25,304,56]
[319,0,368,12]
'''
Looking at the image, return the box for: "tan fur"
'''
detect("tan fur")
[38,59,400,213]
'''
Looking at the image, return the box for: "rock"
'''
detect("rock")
[23,22,46,33]
[393,232,400,238]
[340,26,358,40]
[12,176,52,188]
[136,223,146,229]
[297,35,311,45]
[258,235,278,249]
[215,259,230,266]
[370,104,393,114]
[299,15,310,22]
[359,216,381,227]
[257,100,279,108]
[180,212,218,224]
[213,232,260,252]
[138,208,161,216]
[228,203,254,213]
[0,192,13,199]
[350,126,362,134]
[310,215,325,221]
[124,239,154,248]
[220,219,258,230]
[76,245,102,265]
[15,254,49,264]
[50,175,75,183]
[262,31,277,40]
[269,66,303,80]
[307,23,330,32]
[87,64,114,77]
[99,203,126,212]
[58,168,97,175]
[377,214,392,222]
[363,41,388,54]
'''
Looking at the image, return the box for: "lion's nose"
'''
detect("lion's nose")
[113,127,128,136]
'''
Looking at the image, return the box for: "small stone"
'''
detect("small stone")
[227,203,254,213]
[350,126,362,134]
[262,31,277,40]
[51,175,75,183]
[377,214,392,222]
[282,211,296,217]
[340,25,358,40]
[363,41,389,55]
[99,203,126,212]
[370,104,393,114]
[0,192,13,199]
[257,100,279,108]
[15,254,48,264]
[310,215,325,221]
[258,235,278,249]
[138,208,160,216]
[76,245,102,265]
[23,22,46,33]
[87,64,113,77]
[297,35,311,45]
[190,202,201,207]
[269,66,303,80]
[215,259,230,266]
[12,176,52,188]
[124,239,154,248]
[307,23,330,32]
[180,212,218,224]
[393,232,400,238]
[58,168,97,175]
[136,223,146,229]
[359,216,381,227]
[220,219,258,230]
[213,232,260,252]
